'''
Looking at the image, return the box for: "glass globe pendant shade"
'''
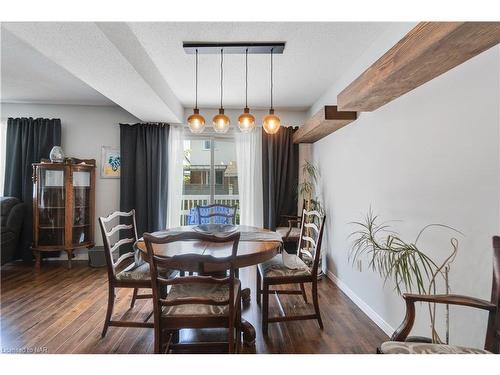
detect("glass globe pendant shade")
[187,108,206,133]
[212,108,230,133]
[262,109,281,134]
[238,107,256,133]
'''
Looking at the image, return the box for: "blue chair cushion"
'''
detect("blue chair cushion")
[187,205,236,225]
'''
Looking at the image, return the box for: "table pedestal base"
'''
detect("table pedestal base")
[241,318,256,346]
[240,287,256,346]
[241,287,251,304]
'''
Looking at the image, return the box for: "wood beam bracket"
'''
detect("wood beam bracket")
[293,106,357,144]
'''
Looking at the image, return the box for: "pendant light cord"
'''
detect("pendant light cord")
[245,48,248,108]
[195,49,198,109]
[270,47,274,110]
[220,48,224,109]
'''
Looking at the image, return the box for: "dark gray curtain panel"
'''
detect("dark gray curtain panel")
[262,126,299,231]
[120,123,169,241]
[3,117,62,261]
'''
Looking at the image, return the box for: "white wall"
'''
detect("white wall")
[0,103,140,251]
[312,44,500,349]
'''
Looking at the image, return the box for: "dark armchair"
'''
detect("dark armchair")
[1,197,26,265]
[379,236,500,354]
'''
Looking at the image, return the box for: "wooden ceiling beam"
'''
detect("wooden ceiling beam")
[293,106,357,144]
[337,22,500,112]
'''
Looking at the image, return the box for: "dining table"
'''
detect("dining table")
[134,224,283,346]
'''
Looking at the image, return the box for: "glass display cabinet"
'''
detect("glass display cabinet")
[32,159,96,269]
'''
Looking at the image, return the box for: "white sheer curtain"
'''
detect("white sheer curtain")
[235,127,263,227]
[166,125,185,228]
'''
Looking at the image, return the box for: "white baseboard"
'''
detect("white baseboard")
[326,270,394,337]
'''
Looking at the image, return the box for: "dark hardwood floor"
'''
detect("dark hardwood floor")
[0,261,387,354]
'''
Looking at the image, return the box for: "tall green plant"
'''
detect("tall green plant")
[299,160,320,211]
[349,209,460,343]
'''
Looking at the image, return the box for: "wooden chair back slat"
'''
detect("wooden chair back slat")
[106,223,134,237]
[301,236,317,248]
[304,222,320,233]
[101,209,135,223]
[110,238,136,253]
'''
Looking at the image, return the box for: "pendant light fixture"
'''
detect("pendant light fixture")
[263,48,281,135]
[238,48,255,133]
[212,49,230,133]
[187,49,206,133]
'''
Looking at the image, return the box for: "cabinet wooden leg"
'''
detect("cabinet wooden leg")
[67,250,73,269]
[34,250,41,271]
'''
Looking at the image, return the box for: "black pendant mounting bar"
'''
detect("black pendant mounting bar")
[183,42,286,54]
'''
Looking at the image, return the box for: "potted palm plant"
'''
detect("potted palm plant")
[349,209,461,343]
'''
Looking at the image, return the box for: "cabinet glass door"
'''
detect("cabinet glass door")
[38,168,65,246]
[72,170,91,245]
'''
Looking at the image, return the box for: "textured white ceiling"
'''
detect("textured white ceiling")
[1,28,115,106]
[128,22,391,109]
[1,22,394,120]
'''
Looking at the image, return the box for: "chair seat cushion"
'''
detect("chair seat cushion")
[276,226,300,240]
[116,262,175,282]
[258,255,310,279]
[380,341,491,354]
[162,279,241,317]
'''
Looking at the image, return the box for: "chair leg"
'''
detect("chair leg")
[256,267,261,306]
[228,312,235,354]
[130,287,138,309]
[235,299,242,353]
[262,282,269,335]
[154,321,161,354]
[312,280,323,329]
[300,283,308,303]
[101,286,115,338]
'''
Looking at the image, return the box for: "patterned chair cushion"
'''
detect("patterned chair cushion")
[162,280,241,317]
[258,255,310,278]
[380,341,491,354]
[187,205,236,225]
[276,226,301,240]
[116,262,175,282]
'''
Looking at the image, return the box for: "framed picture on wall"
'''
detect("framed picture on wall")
[100,146,120,179]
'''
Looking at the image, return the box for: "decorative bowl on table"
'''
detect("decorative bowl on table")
[193,224,238,235]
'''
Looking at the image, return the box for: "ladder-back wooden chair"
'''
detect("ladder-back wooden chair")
[276,199,319,249]
[144,231,242,354]
[379,235,500,354]
[188,203,237,225]
[98,209,155,337]
[256,208,326,334]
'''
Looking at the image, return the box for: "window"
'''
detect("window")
[181,137,239,224]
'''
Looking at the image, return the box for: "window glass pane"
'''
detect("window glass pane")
[181,139,211,225]
[213,139,239,223]
[180,137,239,225]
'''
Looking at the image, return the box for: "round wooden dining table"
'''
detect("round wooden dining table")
[134,225,282,346]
